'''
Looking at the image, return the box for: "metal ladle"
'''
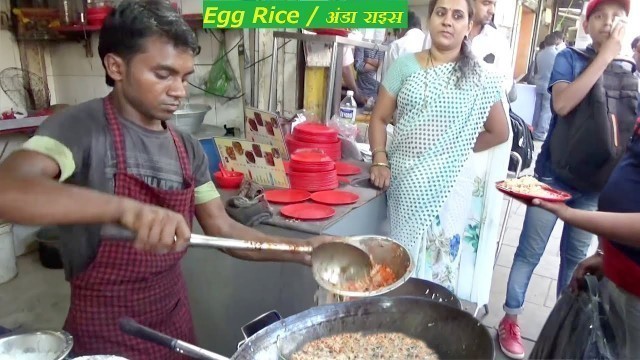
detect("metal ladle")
[188,234,373,290]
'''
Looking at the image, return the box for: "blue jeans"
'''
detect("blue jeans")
[503,177,599,315]
[532,91,552,141]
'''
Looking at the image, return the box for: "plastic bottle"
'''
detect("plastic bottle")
[338,90,357,125]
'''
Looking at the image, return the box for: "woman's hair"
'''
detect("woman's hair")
[428,0,479,87]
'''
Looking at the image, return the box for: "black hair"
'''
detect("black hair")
[539,41,546,50]
[632,36,640,51]
[407,11,422,30]
[543,34,557,47]
[98,0,199,87]
[551,30,564,41]
[428,0,479,87]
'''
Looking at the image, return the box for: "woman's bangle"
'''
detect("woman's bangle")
[371,162,389,169]
[372,149,387,157]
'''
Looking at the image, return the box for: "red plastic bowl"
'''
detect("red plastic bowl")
[87,6,113,16]
[214,171,244,189]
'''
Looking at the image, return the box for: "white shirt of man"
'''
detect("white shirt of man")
[423,24,513,92]
[343,46,354,67]
[382,28,427,76]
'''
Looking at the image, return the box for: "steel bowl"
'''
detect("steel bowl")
[168,104,212,134]
[313,235,414,298]
[0,330,73,360]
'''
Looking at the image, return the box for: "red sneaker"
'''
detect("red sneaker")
[498,317,525,359]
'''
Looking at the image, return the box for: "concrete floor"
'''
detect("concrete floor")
[0,143,597,359]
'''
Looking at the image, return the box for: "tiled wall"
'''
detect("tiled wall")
[45,27,246,129]
[43,0,300,129]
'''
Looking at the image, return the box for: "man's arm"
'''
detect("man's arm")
[552,25,625,116]
[534,200,640,249]
[195,198,329,265]
[354,47,377,73]
[0,150,126,225]
[0,150,190,252]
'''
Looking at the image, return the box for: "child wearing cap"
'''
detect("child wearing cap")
[498,0,634,358]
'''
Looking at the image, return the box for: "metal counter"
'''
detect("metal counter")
[181,161,388,356]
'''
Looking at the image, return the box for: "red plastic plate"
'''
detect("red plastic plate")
[264,189,311,204]
[294,122,339,136]
[280,203,336,220]
[290,150,333,163]
[495,181,572,204]
[335,162,361,176]
[311,190,359,205]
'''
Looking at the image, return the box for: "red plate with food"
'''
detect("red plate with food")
[311,190,359,205]
[280,203,336,221]
[496,176,572,203]
[265,189,311,204]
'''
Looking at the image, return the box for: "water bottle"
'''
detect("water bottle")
[338,90,357,125]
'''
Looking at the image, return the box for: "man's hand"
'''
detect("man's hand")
[531,198,571,220]
[569,253,604,293]
[118,198,191,254]
[600,18,627,62]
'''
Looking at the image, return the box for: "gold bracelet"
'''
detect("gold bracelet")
[372,149,387,157]
[371,162,390,168]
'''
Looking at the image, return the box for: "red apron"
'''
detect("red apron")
[63,95,196,359]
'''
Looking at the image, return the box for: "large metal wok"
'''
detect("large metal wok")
[121,296,494,359]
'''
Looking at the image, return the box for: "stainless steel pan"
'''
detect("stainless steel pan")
[121,296,494,359]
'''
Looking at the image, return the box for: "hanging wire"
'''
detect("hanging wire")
[189,31,293,99]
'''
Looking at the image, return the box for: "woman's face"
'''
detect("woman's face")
[429,0,473,51]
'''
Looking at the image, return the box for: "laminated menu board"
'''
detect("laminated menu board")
[244,107,289,160]
[214,137,290,188]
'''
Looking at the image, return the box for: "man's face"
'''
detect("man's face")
[473,0,496,26]
[107,36,195,122]
[583,3,627,46]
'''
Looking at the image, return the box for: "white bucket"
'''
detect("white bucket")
[0,223,17,284]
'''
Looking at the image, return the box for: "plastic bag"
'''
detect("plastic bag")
[327,115,358,142]
[205,38,241,99]
[530,275,618,360]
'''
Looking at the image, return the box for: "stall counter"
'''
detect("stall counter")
[181,160,389,356]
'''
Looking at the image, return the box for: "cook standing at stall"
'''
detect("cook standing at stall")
[0,0,331,358]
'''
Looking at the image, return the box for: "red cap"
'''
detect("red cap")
[585,0,631,19]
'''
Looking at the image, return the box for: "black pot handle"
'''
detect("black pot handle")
[237,310,281,349]
[119,317,176,350]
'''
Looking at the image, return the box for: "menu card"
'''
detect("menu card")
[214,137,290,188]
[244,106,289,160]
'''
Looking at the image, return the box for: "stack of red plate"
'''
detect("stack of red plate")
[292,123,338,143]
[285,122,342,161]
[287,149,339,192]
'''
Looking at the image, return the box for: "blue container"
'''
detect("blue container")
[199,138,221,174]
